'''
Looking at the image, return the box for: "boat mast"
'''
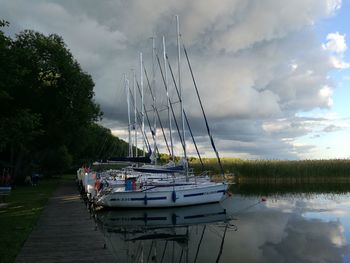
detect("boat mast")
[183,43,225,176]
[125,73,133,157]
[144,64,172,156]
[152,37,157,165]
[140,52,145,157]
[133,70,138,157]
[163,36,174,161]
[176,15,187,178]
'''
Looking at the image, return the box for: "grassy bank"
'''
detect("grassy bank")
[190,158,350,180]
[0,175,73,263]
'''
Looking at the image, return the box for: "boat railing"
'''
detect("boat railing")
[198,170,210,177]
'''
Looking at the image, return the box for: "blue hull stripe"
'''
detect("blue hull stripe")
[109,190,224,202]
[184,189,225,198]
[110,196,167,201]
[184,192,204,197]
[110,216,167,221]
[131,196,167,201]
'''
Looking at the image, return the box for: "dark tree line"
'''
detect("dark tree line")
[0,20,129,182]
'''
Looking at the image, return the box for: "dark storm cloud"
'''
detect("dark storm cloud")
[0,0,346,158]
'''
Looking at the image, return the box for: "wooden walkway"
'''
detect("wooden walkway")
[15,182,116,263]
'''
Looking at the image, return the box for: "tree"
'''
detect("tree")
[77,123,130,164]
[0,23,102,180]
[1,21,44,179]
[0,22,136,181]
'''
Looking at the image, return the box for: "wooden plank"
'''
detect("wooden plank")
[14,182,115,263]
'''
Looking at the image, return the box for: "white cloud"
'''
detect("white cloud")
[319,85,334,106]
[330,56,350,69]
[323,32,347,53]
[323,32,349,69]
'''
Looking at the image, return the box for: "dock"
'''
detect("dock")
[15,181,115,263]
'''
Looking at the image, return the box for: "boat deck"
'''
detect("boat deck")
[15,181,115,263]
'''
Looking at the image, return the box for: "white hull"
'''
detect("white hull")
[95,182,228,208]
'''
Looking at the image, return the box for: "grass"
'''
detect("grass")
[0,174,74,263]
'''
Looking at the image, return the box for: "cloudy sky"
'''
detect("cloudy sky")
[1,0,349,159]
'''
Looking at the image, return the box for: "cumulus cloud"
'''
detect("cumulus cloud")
[323,32,350,69]
[323,32,347,53]
[0,0,348,159]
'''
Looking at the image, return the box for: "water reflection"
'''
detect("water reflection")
[95,194,350,262]
[232,182,350,196]
[95,203,233,262]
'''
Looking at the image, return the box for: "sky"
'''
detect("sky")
[1,0,349,160]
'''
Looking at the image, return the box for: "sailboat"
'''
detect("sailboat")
[94,16,228,208]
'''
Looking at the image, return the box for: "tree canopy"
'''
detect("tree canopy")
[0,21,129,181]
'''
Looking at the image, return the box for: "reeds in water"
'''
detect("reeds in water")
[190,158,350,183]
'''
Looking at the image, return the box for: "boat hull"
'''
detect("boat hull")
[95,182,228,208]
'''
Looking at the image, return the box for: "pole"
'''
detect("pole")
[163,36,174,161]
[152,37,157,165]
[125,74,133,157]
[140,52,145,157]
[133,69,138,157]
[176,15,187,179]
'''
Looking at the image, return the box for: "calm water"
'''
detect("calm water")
[95,193,350,262]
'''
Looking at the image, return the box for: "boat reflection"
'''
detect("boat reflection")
[95,195,350,262]
[95,202,235,263]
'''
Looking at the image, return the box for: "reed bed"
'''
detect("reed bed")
[190,158,350,182]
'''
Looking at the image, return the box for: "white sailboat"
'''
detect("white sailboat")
[95,184,227,208]
[94,16,228,208]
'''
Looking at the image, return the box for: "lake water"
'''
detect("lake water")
[95,193,350,262]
